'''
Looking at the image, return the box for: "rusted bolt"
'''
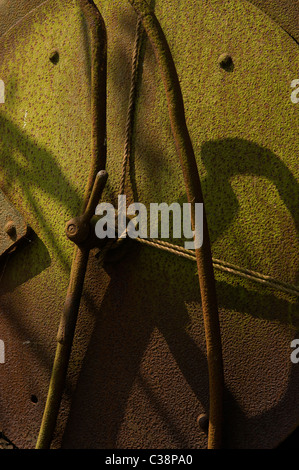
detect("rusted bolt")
[65,218,89,244]
[49,50,59,65]
[4,221,16,238]
[197,413,209,433]
[65,220,80,240]
[66,223,77,235]
[218,53,233,70]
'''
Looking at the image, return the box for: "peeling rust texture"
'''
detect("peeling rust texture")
[0,0,298,450]
[0,189,27,257]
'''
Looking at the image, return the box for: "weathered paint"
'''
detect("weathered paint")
[0,0,298,449]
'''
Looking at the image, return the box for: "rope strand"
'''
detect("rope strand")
[119,16,144,195]
[134,236,299,297]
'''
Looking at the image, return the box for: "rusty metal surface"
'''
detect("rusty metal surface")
[65,0,298,449]
[0,0,298,450]
[37,169,108,449]
[247,0,299,43]
[0,189,27,257]
[0,0,105,449]
[127,0,224,449]
[0,431,15,449]
[0,0,47,38]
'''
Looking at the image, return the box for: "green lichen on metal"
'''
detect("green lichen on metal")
[247,0,299,43]
[96,0,298,311]
[0,0,96,294]
[0,0,298,450]
[0,3,296,311]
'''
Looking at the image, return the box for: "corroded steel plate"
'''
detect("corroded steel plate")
[248,0,299,43]
[0,0,106,449]
[0,0,298,450]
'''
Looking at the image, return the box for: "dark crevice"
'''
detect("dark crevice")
[0,431,18,449]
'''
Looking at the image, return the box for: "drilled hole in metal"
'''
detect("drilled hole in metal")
[31,394,38,404]
[49,51,59,65]
[218,53,234,72]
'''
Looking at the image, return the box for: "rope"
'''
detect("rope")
[119,15,144,195]
[119,5,225,446]
[100,234,299,297]
[134,237,299,297]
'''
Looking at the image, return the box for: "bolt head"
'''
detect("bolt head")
[66,223,78,235]
[4,221,16,237]
[218,53,233,70]
[65,218,89,244]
